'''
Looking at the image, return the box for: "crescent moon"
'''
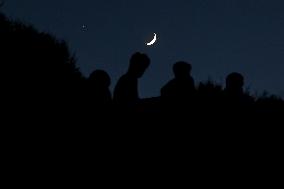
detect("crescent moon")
[146,33,157,46]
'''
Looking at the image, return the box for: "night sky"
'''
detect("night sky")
[3,0,284,98]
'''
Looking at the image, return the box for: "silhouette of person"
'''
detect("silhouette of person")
[224,72,254,110]
[113,52,150,108]
[225,72,244,97]
[161,61,195,100]
[88,70,112,108]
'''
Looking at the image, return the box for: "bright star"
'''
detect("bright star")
[82,25,87,31]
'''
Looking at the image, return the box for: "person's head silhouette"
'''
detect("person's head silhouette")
[173,61,192,79]
[89,70,111,88]
[226,72,244,95]
[127,52,150,78]
[88,70,112,107]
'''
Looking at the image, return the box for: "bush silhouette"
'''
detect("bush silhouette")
[0,13,83,89]
[0,12,84,118]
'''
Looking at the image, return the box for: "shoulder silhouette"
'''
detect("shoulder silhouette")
[113,52,150,107]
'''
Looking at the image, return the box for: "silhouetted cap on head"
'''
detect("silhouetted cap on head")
[128,52,150,78]
[89,70,111,87]
[226,72,244,93]
[173,61,192,78]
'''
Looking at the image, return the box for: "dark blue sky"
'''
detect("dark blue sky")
[3,0,284,97]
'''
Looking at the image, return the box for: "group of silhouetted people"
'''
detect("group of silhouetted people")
[86,52,252,113]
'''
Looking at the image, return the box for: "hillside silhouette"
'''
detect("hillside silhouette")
[1,12,283,124]
[2,7,284,185]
